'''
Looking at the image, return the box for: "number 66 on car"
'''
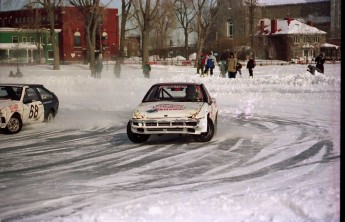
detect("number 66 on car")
[0,84,59,134]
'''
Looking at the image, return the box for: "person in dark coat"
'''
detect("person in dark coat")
[95,59,103,78]
[196,53,205,75]
[114,59,121,78]
[9,70,15,77]
[315,53,325,73]
[246,56,256,78]
[143,61,151,78]
[15,68,23,78]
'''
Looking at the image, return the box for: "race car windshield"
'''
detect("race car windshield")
[143,85,205,102]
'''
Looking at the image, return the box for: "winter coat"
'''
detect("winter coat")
[96,61,103,73]
[246,59,256,70]
[143,63,151,74]
[227,58,237,72]
[205,54,217,68]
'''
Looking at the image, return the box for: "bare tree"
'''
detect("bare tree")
[244,0,259,57]
[151,0,177,53]
[119,0,133,64]
[69,0,102,77]
[132,0,161,64]
[26,0,63,70]
[174,0,196,59]
[193,0,220,66]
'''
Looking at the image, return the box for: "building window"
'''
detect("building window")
[293,36,299,44]
[74,31,81,47]
[227,19,234,38]
[303,36,308,43]
[314,36,320,43]
[22,37,27,43]
[12,36,19,43]
[30,37,34,43]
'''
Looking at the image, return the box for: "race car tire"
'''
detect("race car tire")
[193,117,215,142]
[5,114,22,134]
[46,111,54,122]
[127,121,150,143]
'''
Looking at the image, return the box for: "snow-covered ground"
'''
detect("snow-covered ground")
[0,61,340,222]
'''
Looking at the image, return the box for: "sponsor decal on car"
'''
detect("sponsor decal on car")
[149,104,185,112]
[9,104,19,113]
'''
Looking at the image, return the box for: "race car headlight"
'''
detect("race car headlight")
[133,110,144,119]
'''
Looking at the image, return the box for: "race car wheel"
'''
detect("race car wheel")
[193,117,215,142]
[127,121,150,143]
[5,114,23,134]
[46,111,54,122]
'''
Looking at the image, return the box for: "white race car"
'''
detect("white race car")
[0,84,59,134]
[127,82,218,143]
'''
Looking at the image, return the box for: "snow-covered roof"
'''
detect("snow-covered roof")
[258,18,327,36]
[321,43,340,49]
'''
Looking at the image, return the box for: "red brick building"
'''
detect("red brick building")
[0,6,119,63]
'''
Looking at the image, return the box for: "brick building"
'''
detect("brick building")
[0,6,119,64]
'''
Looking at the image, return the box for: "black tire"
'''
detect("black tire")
[46,111,54,122]
[127,121,150,143]
[5,114,22,134]
[193,117,215,142]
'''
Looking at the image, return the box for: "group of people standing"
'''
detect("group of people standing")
[197,52,256,78]
[196,51,217,77]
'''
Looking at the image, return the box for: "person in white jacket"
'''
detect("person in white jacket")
[203,51,217,76]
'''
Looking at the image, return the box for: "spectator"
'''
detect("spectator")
[15,68,23,78]
[143,61,151,78]
[315,53,325,73]
[114,59,121,78]
[95,59,103,78]
[219,59,227,78]
[9,70,15,77]
[236,62,242,77]
[196,53,205,75]
[203,51,217,76]
[246,56,256,78]
[227,52,237,78]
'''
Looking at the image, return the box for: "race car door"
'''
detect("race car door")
[22,88,44,124]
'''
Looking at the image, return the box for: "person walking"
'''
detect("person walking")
[196,53,205,75]
[315,53,325,73]
[219,58,227,78]
[143,61,151,78]
[203,51,217,76]
[236,62,242,77]
[246,56,256,78]
[227,52,237,78]
[114,59,121,78]
[95,58,103,78]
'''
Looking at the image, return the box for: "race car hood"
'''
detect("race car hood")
[133,101,205,119]
[0,100,19,110]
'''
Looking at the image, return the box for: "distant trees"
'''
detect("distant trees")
[193,0,220,64]
[26,0,63,70]
[174,0,196,59]
[68,0,103,77]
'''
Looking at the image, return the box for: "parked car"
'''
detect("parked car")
[0,84,59,134]
[127,82,218,143]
